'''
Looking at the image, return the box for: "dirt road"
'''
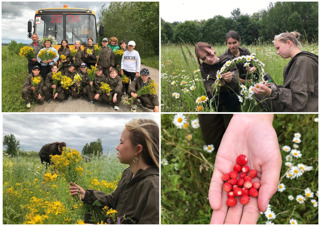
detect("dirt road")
[31,64,159,112]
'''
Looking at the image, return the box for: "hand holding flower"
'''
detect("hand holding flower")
[253,84,272,97]
[70,182,85,200]
[221,72,233,83]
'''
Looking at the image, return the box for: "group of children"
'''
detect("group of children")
[22,36,159,112]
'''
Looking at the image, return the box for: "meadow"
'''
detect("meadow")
[161,114,318,224]
[161,43,319,112]
[3,149,127,224]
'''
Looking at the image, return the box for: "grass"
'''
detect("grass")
[161,43,318,112]
[3,150,127,224]
[141,54,159,69]
[161,114,318,224]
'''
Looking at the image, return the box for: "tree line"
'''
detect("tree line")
[162,2,318,45]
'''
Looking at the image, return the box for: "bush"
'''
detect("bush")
[8,40,25,55]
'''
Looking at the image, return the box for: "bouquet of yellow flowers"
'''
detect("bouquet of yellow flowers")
[122,74,130,84]
[60,54,67,61]
[94,44,101,56]
[52,71,62,94]
[115,49,124,68]
[73,73,82,93]
[60,76,74,89]
[87,65,97,81]
[70,49,78,58]
[32,76,41,89]
[86,48,93,55]
[38,49,57,64]
[137,79,158,96]
[100,82,112,94]
[19,46,36,58]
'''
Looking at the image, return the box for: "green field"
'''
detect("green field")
[161,43,318,112]
[3,150,127,224]
[161,114,318,224]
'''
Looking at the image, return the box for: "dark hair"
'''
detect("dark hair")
[87,37,93,42]
[126,119,159,168]
[109,67,118,74]
[120,40,126,45]
[58,40,69,52]
[51,63,58,69]
[195,42,213,66]
[225,30,240,44]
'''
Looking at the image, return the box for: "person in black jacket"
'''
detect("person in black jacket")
[39,142,66,165]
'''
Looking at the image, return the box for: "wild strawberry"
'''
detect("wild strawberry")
[229,170,238,179]
[234,187,243,196]
[222,173,230,181]
[248,169,257,178]
[227,191,235,198]
[223,182,232,192]
[233,164,242,172]
[239,172,247,178]
[240,195,250,205]
[244,175,252,182]
[237,178,244,187]
[243,181,252,189]
[228,178,237,185]
[249,187,259,197]
[252,181,261,189]
[242,188,249,196]
[242,165,250,173]
[236,154,248,166]
[226,197,237,207]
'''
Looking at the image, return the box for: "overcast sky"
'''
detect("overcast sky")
[2,1,108,43]
[161,0,275,23]
[3,114,160,154]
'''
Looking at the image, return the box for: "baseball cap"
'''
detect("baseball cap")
[67,63,74,67]
[32,65,40,70]
[128,40,136,46]
[140,68,150,76]
[96,65,103,71]
[80,63,87,68]
[102,38,108,42]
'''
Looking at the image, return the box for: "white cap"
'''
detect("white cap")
[128,40,136,46]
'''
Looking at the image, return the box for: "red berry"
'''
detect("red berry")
[249,187,259,197]
[229,170,238,179]
[233,185,238,189]
[240,195,250,205]
[248,169,257,178]
[236,154,248,166]
[223,182,232,192]
[222,173,230,181]
[234,187,243,196]
[233,164,242,172]
[226,197,237,207]
[244,181,252,189]
[244,175,252,182]
[239,172,247,178]
[229,178,237,185]
[237,178,244,187]
[242,188,249,196]
[227,191,235,198]
[252,181,261,189]
[242,165,250,173]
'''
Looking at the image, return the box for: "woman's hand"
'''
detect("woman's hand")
[221,72,233,83]
[70,182,85,200]
[253,84,272,97]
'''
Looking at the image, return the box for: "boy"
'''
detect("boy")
[105,67,123,110]
[78,63,92,100]
[22,65,45,108]
[129,68,159,112]
[97,37,117,76]
[43,64,64,102]
[90,65,107,103]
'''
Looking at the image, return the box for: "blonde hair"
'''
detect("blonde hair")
[273,31,301,47]
[109,36,118,44]
[125,119,159,168]
[75,40,81,45]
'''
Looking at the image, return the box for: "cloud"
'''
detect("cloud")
[3,114,159,154]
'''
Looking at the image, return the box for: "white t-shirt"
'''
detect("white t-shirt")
[121,50,141,73]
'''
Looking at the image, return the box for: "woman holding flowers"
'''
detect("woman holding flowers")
[70,118,159,224]
[84,38,97,69]
[254,31,318,112]
[195,42,240,112]
[58,40,72,75]
[37,39,59,81]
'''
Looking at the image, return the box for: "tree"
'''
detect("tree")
[173,21,202,44]
[3,134,20,157]
[162,19,174,44]
[82,138,103,156]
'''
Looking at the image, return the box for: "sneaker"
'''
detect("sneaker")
[26,102,31,108]
[114,106,119,111]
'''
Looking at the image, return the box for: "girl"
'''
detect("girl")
[73,40,84,72]
[70,119,159,224]
[58,40,72,75]
[108,36,120,52]
[84,38,97,69]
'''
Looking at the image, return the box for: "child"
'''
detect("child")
[97,37,117,76]
[129,68,159,112]
[73,40,84,72]
[84,38,97,69]
[108,36,120,52]
[78,63,92,100]
[58,40,72,75]
[64,63,77,99]
[43,64,64,102]
[105,67,123,110]
[119,40,127,51]
[90,65,107,103]
[22,65,45,108]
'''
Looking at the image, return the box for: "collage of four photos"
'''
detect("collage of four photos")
[1,0,319,225]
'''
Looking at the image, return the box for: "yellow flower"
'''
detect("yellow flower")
[19,46,35,58]
[100,82,112,94]
[86,49,93,55]
[196,105,203,112]
[60,76,74,89]
[77,220,85,224]
[186,134,192,140]
[60,54,66,60]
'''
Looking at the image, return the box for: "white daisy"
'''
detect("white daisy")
[171,81,176,85]
[294,133,301,138]
[244,62,250,67]
[286,155,293,161]
[225,61,231,66]
[290,149,302,158]
[292,137,301,143]
[237,95,243,103]
[291,166,302,177]
[172,92,180,99]
[161,159,168,166]
[266,221,274,225]
[194,78,199,82]
[196,95,208,104]
[290,219,298,225]
[190,86,195,90]
[265,210,276,220]
[191,119,200,129]
[286,170,296,179]
[186,134,192,141]
[278,183,286,192]
[314,118,318,122]
[180,81,186,86]
[293,144,299,149]
[194,69,200,73]
[249,86,254,94]
[311,199,318,207]
[285,162,293,167]
[296,195,305,204]
[203,144,214,153]
[305,188,314,198]
[182,88,189,93]
[173,114,187,129]
[288,195,294,201]
[282,145,291,152]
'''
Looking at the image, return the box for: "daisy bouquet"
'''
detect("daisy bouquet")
[19,46,36,58]
[52,71,62,94]
[60,76,74,90]
[87,65,97,82]
[73,73,82,93]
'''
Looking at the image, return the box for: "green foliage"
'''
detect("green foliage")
[140,55,159,69]
[82,139,103,156]
[173,21,202,44]
[18,150,39,158]
[8,40,25,55]
[161,114,318,224]
[161,19,174,44]
[3,134,20,157]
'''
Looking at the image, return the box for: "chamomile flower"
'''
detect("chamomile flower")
[286,170,295,179]
[305,188,314,198]
[182,88,189,93]
[203,144,214,153]
[190,86,195,90]
[285,162,293,167]
[240,85,246,90]
[173,114,187,129]
[314,118,318,122]
[292,137,301,143]
[196,105,203,112]
[291,166,302,177]
[291,149,302,158]
[186,134,192,141]
[237,95,243,103]
[171,81,176,85]
[278,183,286,192]
[296,195,305,204]
[290,219,298,225]
[286,154,293,161]
[246,56,252,61]
[292,144,299,149]
[244,62,250,67]
[191,119,200,129]
[161,159,168,166]
[217,72,222,79]
[282,145,291,152]
[265,210,276,220]
[172,92,180,99]
[265,221,274,225]
[183,122,189,129]
[297,164,307,172]
[249,86,254,94]
[225,61,231,66]
[311,199,318,207]
[194,69,200,73]
[288,195,294,201]
[196,95,208,104]
[180,81,187,86]
[194,78,199,82]
[294,133,301,138]
[220,66,226,73]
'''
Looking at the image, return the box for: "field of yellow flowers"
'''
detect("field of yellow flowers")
[3,148,126,224]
